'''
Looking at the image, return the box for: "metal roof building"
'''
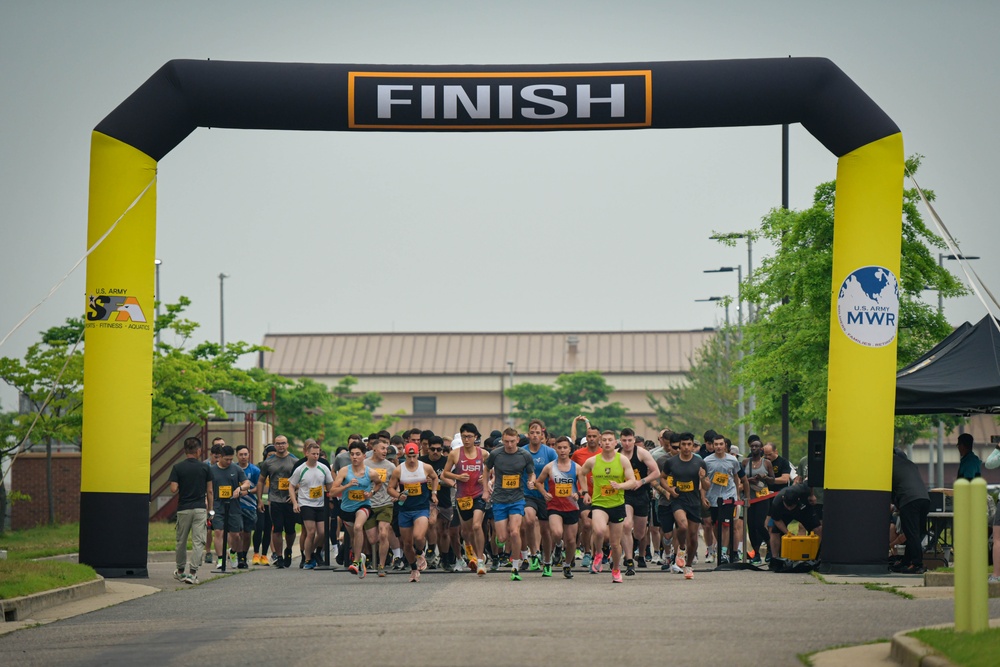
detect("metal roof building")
[260,329,715,440]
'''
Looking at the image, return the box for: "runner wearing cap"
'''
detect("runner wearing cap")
[388,442,440,582]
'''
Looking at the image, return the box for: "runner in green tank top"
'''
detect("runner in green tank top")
[580,430,638,583]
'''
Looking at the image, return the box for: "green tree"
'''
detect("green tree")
[506,371,632,434]
[733,155,965,443]
[151,297,273,441]
[271,376,400,453]
[0,318,85,524]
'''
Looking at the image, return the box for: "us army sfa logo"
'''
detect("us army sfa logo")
[86,293,150,331]
[349,70,651,129]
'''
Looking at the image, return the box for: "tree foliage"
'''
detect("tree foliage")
[506,371,632,435]
[734,155,965,440]
[271,376,400,452]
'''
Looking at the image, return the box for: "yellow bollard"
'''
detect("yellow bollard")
[969,478,989,633]
[953,479,970,632]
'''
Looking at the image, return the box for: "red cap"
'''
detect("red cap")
[404,443,419,456]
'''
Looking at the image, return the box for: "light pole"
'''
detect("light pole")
[697,296,731,417]
[706,266,746,452]
[932,253,979,487]
[506,360,515,426]
[154,259,162,348]
[219,272,230,348]
[711,232,757,429]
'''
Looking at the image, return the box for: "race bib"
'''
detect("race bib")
[501,475,520,489]
[666,476,674,487]
[555,483,573,498]
[277,478,290,491]
[600,484,617,497]
[712,472,729,487]
[308,486,323,500]
[457,496,474,510]
[347,489,366,502]
[677,480,695,493]
[756,487,771,498]
[404,483,422,496]
[373,468,387,482]
[218,485,232,499]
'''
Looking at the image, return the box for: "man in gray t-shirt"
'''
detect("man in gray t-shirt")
[483,429,535,579]
[255,435,299,568]
[363,440,397,571]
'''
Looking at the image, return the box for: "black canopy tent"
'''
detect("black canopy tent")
[895,315,1000,415]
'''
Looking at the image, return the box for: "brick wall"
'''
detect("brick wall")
[10,452,81,530]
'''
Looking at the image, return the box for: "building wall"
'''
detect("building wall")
[11,452,81,530]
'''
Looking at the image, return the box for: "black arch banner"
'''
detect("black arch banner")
[97,58,897,159]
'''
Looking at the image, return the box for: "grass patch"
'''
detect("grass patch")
[0,559,97,599]
[909,627,1000,667]
[0,521,188,560]
[863,582,914,599]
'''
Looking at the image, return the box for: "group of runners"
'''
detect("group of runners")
[171,417,819,585]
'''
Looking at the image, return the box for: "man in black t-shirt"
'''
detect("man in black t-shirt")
[168,436,213,584]
[767,483,821,559]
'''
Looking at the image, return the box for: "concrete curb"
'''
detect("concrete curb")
[888,619,1000,667]
[0,576,105,623]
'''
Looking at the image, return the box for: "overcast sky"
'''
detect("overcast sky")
[2,1,999,410]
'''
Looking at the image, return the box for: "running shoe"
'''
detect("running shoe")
[612,569,623,584]
[510,567,522,581]
[988,575,1000,584]
[575,548,584,561]
[636,556,647,569]
[529,554,541,571]
[216,558,224,569]
[563,566,574,579]
[417,555,428,571]
[499,554,511,568]
[490,556,500,572]
[468,556,478,572]
[581,552,593,569]
[409,569,420,582]
[718,553,729,565]
[304,559,317,570]
[477,561,487,577]
[237,556,248,569]
[299,556,306,569]
[273,558,286,569]
[542,564,552,577]
[520,559,530,572]
[229,552,238,568]
[205,553,214,564]
[750,554,762,565]
[684,566,694,580]
[661,560,673,572]
[173,569,186,582]
[183,573,199,585]
[349,560,359,575]
[670,562,684,574]
[259,554,270,566]
[251,554,260,565]
[392,557,404,571]
[358,553,368,578]
[283,555,292,568]
[591,552,604,574]
[674,552,687,569]
[378,566,386,578]
[625,560,636,577]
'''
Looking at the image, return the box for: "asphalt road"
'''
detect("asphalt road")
[1,560,996,667]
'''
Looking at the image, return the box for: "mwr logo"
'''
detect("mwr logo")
[349,70,651,129]
[836,266,899,348]
[87,295,147,323]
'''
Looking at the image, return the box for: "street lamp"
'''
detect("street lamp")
[930,253,980,487]
[219,272,230,348]
[705,266,746,452]
[506,360,515,426]
[154,259,162,348]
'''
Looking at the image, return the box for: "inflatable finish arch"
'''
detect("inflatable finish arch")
[83,58,902,575]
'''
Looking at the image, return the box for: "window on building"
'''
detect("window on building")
[412,396,437,415]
